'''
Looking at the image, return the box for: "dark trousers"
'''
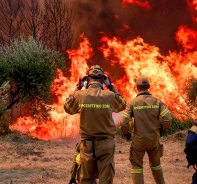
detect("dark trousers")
[192,170,197,184]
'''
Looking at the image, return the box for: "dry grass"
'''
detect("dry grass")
[0,131,193,184]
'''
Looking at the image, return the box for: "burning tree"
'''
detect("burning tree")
[0,0,24,45]
[42,0,74,56]
[21,0,45,41]
[0,36,65,133]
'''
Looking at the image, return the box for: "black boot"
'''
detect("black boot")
[69,178,77,184]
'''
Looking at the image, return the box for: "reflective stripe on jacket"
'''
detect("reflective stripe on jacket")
[64,81,126,138]
[120,91,172,149]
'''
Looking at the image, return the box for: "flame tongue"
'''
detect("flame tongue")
[10,35,92,140]
[100,26,197,118]
[122,0,151,9]
[10,3,197,140]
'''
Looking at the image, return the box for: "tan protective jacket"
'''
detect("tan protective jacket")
[120,91,172,150]
[64,81,126,139]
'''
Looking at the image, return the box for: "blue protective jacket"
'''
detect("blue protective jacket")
[184,123,197,168]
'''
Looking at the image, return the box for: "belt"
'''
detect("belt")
[81,135,114,141]
[84,137,110,141]
[81,136,114,158]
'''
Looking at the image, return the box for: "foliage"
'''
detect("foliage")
[42,0,74,53]
[0,82,11,134]
[186,78,197,103]
[0,36,65,109]
[0,0,74,57]
[116,117,194,137]
[163,117,194,136]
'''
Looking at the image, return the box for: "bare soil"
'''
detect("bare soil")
[0,130,193,184]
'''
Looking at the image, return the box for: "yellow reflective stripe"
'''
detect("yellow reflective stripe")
[79,103,110,108]
[133,105,159,110]
[131,168,143,174]
[160,108,169,117]
[64,103,75,114]
[190,125,197,134]
[151,165,162,170]
[123,112,132,120]
[114,99,126,113]
[75,153,80,164]
[75,151,80,156]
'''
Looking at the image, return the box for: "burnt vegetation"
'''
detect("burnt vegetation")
[0,0,74,134]
[0,0,74,55]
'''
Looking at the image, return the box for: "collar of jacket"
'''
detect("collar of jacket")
[137,90,151,97]
[87,81,103,89]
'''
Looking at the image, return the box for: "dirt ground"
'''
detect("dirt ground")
[0,130,194,184]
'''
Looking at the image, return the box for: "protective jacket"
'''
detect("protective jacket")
[64,81,126,139]
[184,123,197,184]
[184,123,197,167]
[120,91,172,150]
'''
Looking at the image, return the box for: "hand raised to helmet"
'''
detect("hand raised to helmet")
[103,74,112,87]
[76,75,88,90]
[103,74,120,95]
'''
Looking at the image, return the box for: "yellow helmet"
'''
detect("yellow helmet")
[88,65,104,79]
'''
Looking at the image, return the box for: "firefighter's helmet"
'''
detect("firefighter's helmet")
[88,65,104,79]
[136,76,149,86]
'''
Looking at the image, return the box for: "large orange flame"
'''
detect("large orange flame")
[100,25,197,119]
[10,5,197,140]
[10,35,92,140]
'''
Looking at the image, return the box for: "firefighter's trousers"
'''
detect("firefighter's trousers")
[130,143,165,184]
[71,143,81,178]
[192,170,197,184]
[77,138,115,184]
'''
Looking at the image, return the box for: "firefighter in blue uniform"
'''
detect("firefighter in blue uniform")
[184,120,197,184]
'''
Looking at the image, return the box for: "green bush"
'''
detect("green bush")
[0,36,66,133]
[0,82,11,134]
[163,117,194,136]
[0,36,65,106]
[186,79,197,103]
[116,117,194,137]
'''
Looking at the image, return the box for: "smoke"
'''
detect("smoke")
[70,0,194,58]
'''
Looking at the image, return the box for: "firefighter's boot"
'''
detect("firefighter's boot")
[131,173,144,184]
[93,178,97,184]
[151,169,166,184]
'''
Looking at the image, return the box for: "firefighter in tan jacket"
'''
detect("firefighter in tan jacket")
[64,65,126,184]
[119,76,172,184]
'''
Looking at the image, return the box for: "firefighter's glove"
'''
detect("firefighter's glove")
[103,74,112,87]
[76,75,88,90]
[69,178,77,184]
